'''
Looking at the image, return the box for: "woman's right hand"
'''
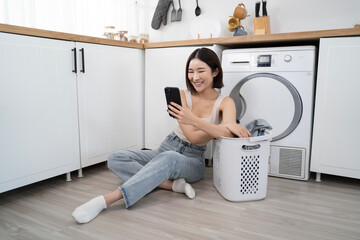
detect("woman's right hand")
[168,102,199,126]
[223,122,251,138]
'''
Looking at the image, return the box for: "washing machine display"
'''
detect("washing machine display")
[257,55,272,67]
[221,46,316,180]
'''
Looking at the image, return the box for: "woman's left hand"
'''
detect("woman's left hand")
[224,122,251,138]
[168,102,198,126]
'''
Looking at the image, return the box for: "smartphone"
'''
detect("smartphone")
[164,87,182,117]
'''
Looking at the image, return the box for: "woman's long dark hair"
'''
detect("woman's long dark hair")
[185,48,224,94]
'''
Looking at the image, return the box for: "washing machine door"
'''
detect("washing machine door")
[229,73,302,142]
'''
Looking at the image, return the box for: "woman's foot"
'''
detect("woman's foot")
[72,195,107,223]
[172,178,195,199]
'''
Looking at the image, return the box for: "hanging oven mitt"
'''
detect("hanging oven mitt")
[151,0,172,30]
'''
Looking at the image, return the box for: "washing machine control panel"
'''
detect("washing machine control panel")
[257,55,272,67]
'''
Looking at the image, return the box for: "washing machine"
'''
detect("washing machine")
[221,46,316,181]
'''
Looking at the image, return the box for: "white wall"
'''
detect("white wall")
[145,0,360,42]
[2,0,359,42]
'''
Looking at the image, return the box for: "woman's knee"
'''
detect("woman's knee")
[107,150,129,170]
[156,151,205,182]
[156,151,181,164]
[150,151,184,176]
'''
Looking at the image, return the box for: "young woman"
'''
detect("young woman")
[72,48,250,224]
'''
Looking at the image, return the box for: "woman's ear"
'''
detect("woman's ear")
[212,68,219,77]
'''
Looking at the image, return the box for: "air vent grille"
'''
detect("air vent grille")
[279,148,303,176]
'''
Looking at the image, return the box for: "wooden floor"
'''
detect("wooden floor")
[1,163,360,240]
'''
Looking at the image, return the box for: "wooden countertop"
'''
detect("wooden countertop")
[1,23,360,49]
[145,28,360,48]
[0,23,143,49]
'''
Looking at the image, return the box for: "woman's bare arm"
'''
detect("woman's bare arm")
[168,96,236,145]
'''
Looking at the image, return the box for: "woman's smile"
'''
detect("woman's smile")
[192,80,204,87]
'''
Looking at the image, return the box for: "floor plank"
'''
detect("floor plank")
[0,164,359,240]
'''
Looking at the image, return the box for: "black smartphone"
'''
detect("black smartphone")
[164,87,182,117]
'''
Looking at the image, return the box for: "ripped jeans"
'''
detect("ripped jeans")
[107,132,206,208]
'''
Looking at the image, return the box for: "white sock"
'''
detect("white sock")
[172,178,195,199]
[72,195,107,224]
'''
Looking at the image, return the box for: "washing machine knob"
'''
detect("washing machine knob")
[284,55,292,62]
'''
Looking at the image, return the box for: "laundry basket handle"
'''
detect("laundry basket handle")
[242,144,260,150]
[249,130,272,143]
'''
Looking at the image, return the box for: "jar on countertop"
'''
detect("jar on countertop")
[128,35,138,43]
[104,26,115,39]
[139,33,149,44]
[116,30,128,41]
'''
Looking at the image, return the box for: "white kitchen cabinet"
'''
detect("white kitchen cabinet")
[76,43,144,169]
[145,46,197,150]
[0,32,144,192]
[144,45,224,159]
[0,33,80,193]
[311,37,360,181]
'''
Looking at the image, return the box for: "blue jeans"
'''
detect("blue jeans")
[107,132,206,208]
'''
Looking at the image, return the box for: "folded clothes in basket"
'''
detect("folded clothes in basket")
[245,119,272,136]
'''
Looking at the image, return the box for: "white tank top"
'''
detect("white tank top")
[173,89,226,144]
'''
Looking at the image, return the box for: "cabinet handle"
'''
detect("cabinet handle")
[80,48,85,73]
[72,48,77,73]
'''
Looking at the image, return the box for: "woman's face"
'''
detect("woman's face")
[188,58,218,93]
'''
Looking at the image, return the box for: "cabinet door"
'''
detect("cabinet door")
[76,43,143,168]
[311,37,360,179]
[0,33,80,193]
[144,46,200,149]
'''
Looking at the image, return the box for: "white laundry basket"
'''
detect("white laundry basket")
[213,133,271,202]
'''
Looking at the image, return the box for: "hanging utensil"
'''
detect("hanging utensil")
[195,0,201,16]
[176,0,182,21]
[171,0,177,22]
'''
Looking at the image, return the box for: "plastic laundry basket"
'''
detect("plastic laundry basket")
[213,133,271,202]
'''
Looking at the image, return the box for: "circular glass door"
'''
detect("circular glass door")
[229,73,302,141]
